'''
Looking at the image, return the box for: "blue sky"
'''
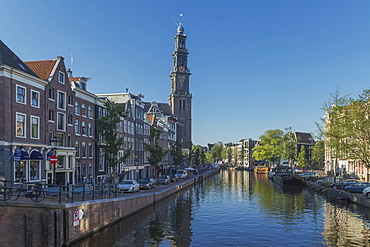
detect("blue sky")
[2,1,370,146]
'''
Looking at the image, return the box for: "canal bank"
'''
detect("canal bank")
[0,169,219,247]
[303,180,370,208]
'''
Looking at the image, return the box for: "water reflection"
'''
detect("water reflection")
[71,170,370,246]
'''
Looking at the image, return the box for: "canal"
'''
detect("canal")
[71,169,370,246]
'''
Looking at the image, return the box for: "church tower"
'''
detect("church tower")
[169,17,192,149]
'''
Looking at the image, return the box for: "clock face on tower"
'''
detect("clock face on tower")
[179,66,185,72]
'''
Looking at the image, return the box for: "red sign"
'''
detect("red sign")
[50,155,58,164]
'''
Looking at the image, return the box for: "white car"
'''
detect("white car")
[362,186,370,198]
[118,180,140,193]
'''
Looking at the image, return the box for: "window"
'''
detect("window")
[49,87,55,100]
[16,113,26,137]
[30,116,39,139]
[81,104,86,116]
[31,90,40,107]
[75,142,80,158]
[81,122,86,135]
[30,161,40,181]
[58,156,65,169]
[75,120,80,134]
[82,143,87,158]
[88,123,93,136]
[49,110,54,122]
[57,113,66,131]
[67,135,72,147]
[16,86,26,104]
[88,143,93,158]
[68,94,73,105]
[68,156,72,169]
[14,161,27,182]
[75,102,80,115]
[67,114,73,125]
[59,71,65,84]
[88,106,93,118]
[57,91,66,110]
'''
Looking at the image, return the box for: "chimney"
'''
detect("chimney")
[126,88,129,93]
[67,69,73,78]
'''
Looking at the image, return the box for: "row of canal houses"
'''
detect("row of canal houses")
[0,40,181,186]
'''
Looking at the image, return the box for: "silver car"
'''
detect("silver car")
[118,180,140,193]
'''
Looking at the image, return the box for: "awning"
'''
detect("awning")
[13,148,30,161]
[30,150,44,160]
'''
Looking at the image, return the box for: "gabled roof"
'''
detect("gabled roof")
[0,40,37,77]
[294,132,314,144]
[24,59,57,80]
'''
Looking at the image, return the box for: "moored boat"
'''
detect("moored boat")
[271,166,303,185]
[254,166,269,174]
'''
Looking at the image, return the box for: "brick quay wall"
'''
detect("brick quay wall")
[0,169,219,247]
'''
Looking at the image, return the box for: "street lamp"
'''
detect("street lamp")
[50,138,61,184]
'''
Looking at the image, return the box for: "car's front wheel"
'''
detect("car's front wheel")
[345,189,351,192]
[333,185,338,189]
[366,192,370,199]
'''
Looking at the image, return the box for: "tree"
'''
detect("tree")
[144,127,168,181]
[210,142,223,162]
[311,140,325,170]
[169,141,184,168]
[192,145,204,167]
[325,90,370,169]
[252,129,283,165]
[94,99,130,174]
[297,145,307,167]
[281,127,297,163]
[205,152,214,164]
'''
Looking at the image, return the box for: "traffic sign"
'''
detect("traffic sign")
[50,155,58,164]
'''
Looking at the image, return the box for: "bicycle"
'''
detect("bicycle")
[0,181,21,201]
[24,183,45,202]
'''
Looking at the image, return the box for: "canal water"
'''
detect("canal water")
[71,169,370,247]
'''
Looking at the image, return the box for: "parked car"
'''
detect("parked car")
[344,182,370,193]
[298,172,318,180]
[316,177,336,186]
[362,186,370,198]
[175,169,188,179]
[158,175,171,185]
[117,180,140,193]
[138,178,156,190]
[169,174,179,182]
[331,179,358,190]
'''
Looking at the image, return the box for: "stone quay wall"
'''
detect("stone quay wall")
[0,169,219,247]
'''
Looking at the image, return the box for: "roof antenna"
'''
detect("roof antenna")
[70,52,74,72]
[171,16,178,26]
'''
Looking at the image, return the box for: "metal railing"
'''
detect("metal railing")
[0,180,120,204]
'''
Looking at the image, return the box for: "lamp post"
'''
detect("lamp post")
[50,138,61,185]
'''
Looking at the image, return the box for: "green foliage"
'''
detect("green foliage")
[94,100,130,173]
[210,142,223,161]
[169,141,184,167]
[325,89,370,168]
[281,127,297,161]
[144,127,168,176]
[205,152,214,164]
[192,145,204,167]
[311,140,324,169]
[297,146,307,167]
[252,129,283,164]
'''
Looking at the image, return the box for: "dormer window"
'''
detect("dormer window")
[59,72,65,84]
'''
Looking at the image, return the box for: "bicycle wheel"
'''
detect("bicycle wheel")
[9,187,21,201]
[0,187,11,201]
[30,191,45,202]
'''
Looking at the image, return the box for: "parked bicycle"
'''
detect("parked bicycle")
[24,183,45,202]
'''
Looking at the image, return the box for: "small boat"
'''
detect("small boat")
[271,166,303,185]
[254,166,269,174]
